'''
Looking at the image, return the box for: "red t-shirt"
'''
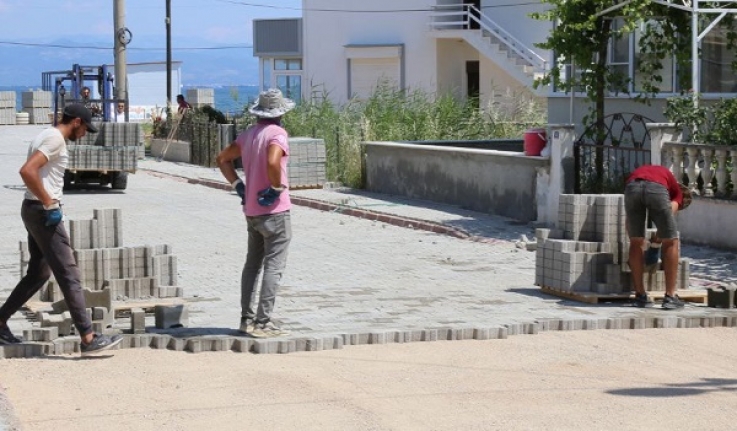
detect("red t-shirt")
[627,165,684,208]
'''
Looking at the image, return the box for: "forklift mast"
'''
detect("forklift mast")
[42,64,125,124]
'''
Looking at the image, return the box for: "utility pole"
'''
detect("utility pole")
[114,0,128,119]
[166,0,172,116]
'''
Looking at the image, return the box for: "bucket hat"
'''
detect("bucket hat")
[248,88,295,118]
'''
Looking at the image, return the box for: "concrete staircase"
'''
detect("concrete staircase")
[429,3,547,93]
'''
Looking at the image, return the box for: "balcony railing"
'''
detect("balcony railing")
[429,4,547,73]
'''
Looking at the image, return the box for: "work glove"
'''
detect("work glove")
[232,179,245,205]
[257,185,285,207]
[644,242,661,266]
[44,203,63,227]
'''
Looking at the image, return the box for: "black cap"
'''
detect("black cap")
[63,103,98,133]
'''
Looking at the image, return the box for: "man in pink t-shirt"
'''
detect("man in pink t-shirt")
[216,88,295,338]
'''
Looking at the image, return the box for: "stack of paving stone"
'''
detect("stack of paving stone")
[535,194,689,294]
[68,121,144,164]
[0,91,15,125]
[288,137,327,188]
[20,209,182,302]
[21,90,53,124]
[185,88,215,108]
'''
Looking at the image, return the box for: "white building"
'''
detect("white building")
[253,1,737,125]
[108,61,183,121]
[255,0,549,109]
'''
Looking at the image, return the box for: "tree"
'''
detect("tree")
[531,0,737,191]
[531,0,698,141]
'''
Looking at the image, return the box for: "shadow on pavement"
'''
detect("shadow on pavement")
[607,378,737,397]
[326,188,536,243]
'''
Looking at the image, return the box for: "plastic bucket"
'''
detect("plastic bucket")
[523,128,547,156]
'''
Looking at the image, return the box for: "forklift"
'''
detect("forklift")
[41,64,136,190]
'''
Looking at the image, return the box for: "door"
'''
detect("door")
[466,61,480,105]
[350,57,401,99]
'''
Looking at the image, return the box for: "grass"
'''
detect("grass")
[280,85,547,187]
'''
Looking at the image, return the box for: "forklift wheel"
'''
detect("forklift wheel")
[111,172,128,190]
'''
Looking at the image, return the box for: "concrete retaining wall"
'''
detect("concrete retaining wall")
[363,141,548,222]
[151,139,190,163]
[677,198,737,250]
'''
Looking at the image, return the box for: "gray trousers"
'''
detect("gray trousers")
[241,211,291,323]
[624,180,678,239]
[0,200,92,335]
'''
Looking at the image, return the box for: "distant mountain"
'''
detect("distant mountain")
[0,35,259,87]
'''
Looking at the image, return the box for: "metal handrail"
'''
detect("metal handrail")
[429,4,548,72]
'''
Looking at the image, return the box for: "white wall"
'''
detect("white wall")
[436,39,478,100]
[482,0,550,62]
[303,0,437,105]
[126,62,182,110]
[479,56,530,108]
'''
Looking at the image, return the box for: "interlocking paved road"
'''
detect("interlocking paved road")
[1,125,736,340]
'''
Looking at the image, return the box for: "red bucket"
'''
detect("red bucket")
[524,128,547,156]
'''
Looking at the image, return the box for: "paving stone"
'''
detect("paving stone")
[22,327,58,342]
[130,308,146,334]
[154,304,188,329]
[2,128,737,359]
[232,338,252,353]
[151,335,171,349]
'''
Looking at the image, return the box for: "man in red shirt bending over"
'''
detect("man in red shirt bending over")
[625,165,692,309]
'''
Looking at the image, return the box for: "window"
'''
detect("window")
[608,18,631,93]
[633,20,675,93]
[345,45,404,99]
[277,75,302,102]
[701,26,737,93]
[261,58,302,102]
[553,18,737,95]
[262,59,271,91]
[275,59,302,71]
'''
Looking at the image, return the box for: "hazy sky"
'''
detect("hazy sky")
[0,0,302,45]
[0,0,303,85]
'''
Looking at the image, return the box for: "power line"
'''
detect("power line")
[0,41,253,51]
[213,0,540,12]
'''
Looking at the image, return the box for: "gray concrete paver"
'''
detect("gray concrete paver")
[0,124,736,346]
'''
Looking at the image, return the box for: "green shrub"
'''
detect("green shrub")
[281,84,546,187]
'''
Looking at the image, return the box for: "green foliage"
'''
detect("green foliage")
[709,98,737,146]
[281,84,546,188]
[534,1,737,105]
[665,95,737,146]
[196,105,228,124]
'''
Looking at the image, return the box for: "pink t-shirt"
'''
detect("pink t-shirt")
[235,123,291,217]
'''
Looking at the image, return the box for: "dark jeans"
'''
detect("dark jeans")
[241,211,291,323]
[0,200,92,336]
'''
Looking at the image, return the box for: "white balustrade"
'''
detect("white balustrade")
[647,123,736,199]
[662,143,735,199]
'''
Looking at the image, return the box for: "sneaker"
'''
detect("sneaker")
[238,317,255,334]
[80,333,123,356]
[662,294,685,310]
[0,326,21,345]
[632,293,654,308]
[250,320,289,338]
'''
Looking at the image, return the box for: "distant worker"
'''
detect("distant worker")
[625,164,692,309]
[115,102,127,123]
[80,86,101,117]
[176,94,191,115]
[0,103,122,355]
[216,88,295,338]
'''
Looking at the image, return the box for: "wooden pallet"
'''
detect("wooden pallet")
[540,286,707,304]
